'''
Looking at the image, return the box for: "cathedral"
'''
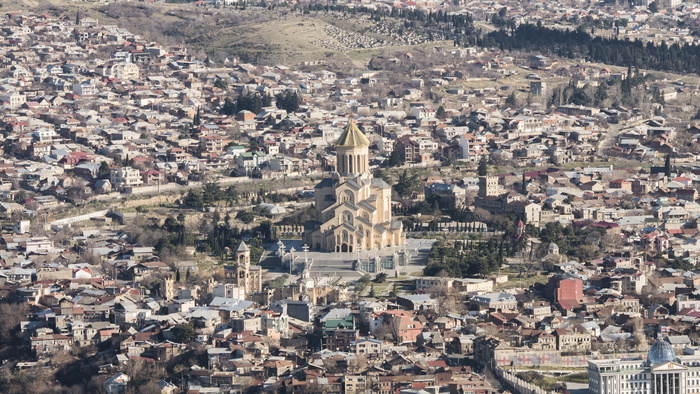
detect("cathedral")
[305,122,404,252]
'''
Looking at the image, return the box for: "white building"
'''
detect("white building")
[212,283,244,300]
[110,166,143,190]
[25,237,53,253]
[33,128,57,143]
[97,62,140,80]
[470,292,517,311]
[589,340,700,394]
[0,92,26,108]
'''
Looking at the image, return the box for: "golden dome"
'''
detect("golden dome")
[335,121,370,147]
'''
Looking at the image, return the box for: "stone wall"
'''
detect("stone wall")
[49,209,110,227]
[494,349,647,368]
[494,365,556,394]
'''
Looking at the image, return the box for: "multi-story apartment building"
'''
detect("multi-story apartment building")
[110,166,143,190]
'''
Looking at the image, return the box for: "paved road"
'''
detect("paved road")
[128,173,318,196]
[595,119,647,158]
[474,22,496,33]
[561,382,589,394]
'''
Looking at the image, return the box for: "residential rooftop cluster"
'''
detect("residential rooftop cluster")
[6,4,700,394]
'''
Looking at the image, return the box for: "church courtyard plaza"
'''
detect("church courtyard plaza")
[260,238,436,281]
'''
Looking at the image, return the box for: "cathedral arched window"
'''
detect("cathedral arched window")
[342,230,349,242]
[341,211,353,225]
[342,190,354,203]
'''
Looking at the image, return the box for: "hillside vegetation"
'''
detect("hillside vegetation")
[0,0,448,66]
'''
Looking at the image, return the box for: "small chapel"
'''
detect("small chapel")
[304,121,404,252]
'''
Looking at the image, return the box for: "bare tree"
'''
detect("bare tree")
[472,208,493,223]
[0,303,28,346]
[600,232,622,252]
[374,315,404,344]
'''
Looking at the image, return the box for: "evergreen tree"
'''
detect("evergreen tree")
[176,269,181,282]
[386,149,403,167]
[183,189,204,209]
[98,161,110,178]
[478,158,488,176]
[664,154,671,177]
[435,106,446,119]
[221,98,237,115]
[505,92,517,107]
[594,84,608,106]
[262,93,273,107]
[171,323,195,343]
[389,283,398,298]
[214,79,228,90]
[648,0,658,13]
[275,91,300,113]
[75,11,81,26]
[193,107,201,126]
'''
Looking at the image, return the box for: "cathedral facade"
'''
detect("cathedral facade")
[305,122,404,252]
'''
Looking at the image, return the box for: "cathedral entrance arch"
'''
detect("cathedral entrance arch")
[340,243,353,252]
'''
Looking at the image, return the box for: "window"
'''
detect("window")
[341,211,354,225]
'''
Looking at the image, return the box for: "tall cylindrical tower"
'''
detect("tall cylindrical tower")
[335,121,370,177]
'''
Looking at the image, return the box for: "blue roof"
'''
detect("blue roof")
[400,294,434,302]
[648,340,677,365]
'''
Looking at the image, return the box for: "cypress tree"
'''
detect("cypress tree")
[193,107,201,126]
[478,158,488,176]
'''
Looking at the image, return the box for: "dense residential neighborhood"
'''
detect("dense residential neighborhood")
[4,1,700,393]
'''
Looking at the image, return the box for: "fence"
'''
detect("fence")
[49,209,110,227]
[48,209,124,229]
[494,365,556,394]
[276,225,304,238]
[494,352,589,368]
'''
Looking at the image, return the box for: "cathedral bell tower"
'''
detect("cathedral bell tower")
[233,241,262,296]
[334,121,371,180]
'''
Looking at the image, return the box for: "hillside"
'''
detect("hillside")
[0,0,450,68]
